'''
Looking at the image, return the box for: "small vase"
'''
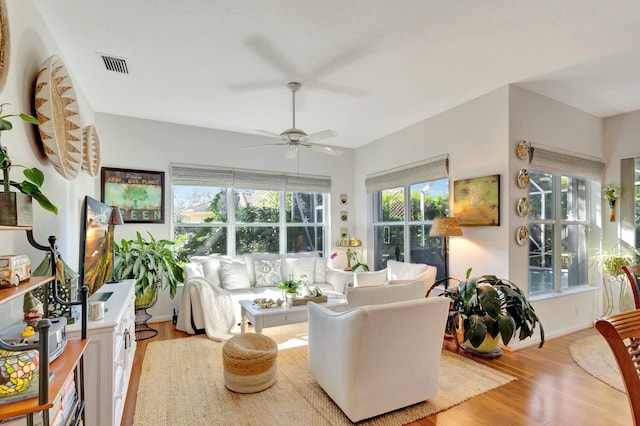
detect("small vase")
[609,199,616,222]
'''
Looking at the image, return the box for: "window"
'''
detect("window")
[528,172,590,294]
[371,179,449,273]
[170,165,329,262]
[366,155,450,276]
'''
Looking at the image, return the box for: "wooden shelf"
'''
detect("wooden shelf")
[0,226,33,231]
[0,339,89,420]
[0,276,55,305]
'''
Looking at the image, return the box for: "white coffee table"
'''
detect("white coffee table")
[239,294,349,334]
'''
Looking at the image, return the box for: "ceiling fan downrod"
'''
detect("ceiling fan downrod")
[288,81,301,130]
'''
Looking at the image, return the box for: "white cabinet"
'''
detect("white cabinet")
[66,279,137,426]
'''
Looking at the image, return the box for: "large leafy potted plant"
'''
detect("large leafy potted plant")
[439,268,544,357]
[113,231,184,309]
[0,103,57,225]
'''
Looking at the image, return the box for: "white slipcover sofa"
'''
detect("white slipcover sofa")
[308,282,450,422]
[176,253,349,338]
[352,259,437,296]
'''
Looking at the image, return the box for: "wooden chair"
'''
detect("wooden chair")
[622,265,640,309]
[595,310,640,425]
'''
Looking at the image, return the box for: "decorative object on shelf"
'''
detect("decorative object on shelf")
[429,216,463,288]
[336,235,362,271]
[602,184,621,222]
[516,169,530,189]
[81,125,101,177]
[106,206,124,283]
[453,174,500,226]
[516,197,530,217]
[0,103,57,225]
[516,225,529,246]
[113,231,183,340]
[0,348,39,396]
[0,254,30,287]
[438,268,544,358]
[32,252,80,322]
[22,291,43,326]
[340,210,348,222]
[101,167,165,223]
[0,0,9,93]
[278,278,299,301]
[34,54,83,180]
[252,298,284,309]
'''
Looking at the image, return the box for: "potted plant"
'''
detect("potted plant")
[602,184,621,222]
[438,268,544,357]
[591,246,639,313]
[278,279,299,299]
[113,231,184,309]
[0,103,57,225]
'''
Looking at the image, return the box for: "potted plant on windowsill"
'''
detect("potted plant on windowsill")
[0,103,57,225]
[435,268,545,358]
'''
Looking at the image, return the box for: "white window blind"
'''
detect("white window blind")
[170,163,330,192]
[365,154,449,192]
[530,146,604,180]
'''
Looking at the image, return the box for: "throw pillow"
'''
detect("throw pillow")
[354,269,388,287]
[219,260,251,290]
[183,262,203,280]
[285,258,316,283]
[254,259,282,287]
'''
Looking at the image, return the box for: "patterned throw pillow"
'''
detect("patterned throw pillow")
[254,260,282,287]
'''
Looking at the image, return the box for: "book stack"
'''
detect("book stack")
[50,372,77,426]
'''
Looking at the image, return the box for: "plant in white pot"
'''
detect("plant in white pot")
[0,103,57,225]
[439,268,545,357]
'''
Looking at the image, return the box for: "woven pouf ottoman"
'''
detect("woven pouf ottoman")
[222,333,278,393]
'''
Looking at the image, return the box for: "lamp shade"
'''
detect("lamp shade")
[337,236,362,248]
[429,217,463,237]
[108,206,124,225]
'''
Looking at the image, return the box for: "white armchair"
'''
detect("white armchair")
[307,292,450,422]
[353,259,437,296]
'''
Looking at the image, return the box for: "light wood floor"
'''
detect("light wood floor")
[120,322,632,426]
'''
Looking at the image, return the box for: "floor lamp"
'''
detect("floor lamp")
[106,206,124,283]
[429,217,463,288]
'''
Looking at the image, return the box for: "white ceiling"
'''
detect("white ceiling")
[32,0,640,150]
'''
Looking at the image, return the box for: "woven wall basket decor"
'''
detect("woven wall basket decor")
[82,125,101,177]
[34,54,83,180]
[0,0,9,93]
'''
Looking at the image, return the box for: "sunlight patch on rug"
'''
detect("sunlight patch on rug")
[133,326,516,426]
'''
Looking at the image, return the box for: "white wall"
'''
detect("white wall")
[508,86,604,345]
[354,87,510,279]
[95,112,355,321]
[0,1,94,329]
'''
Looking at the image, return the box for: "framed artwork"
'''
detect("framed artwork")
[101,167,165,223]
[453,174,500,226]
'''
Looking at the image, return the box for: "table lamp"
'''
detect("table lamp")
[106,206,124,283]
[429,216,463,288]
[336,235,362,271]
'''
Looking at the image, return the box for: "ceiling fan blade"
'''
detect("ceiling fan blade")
[254,129,286,139]
[245,35,297,76]
[244,142,288,150]
[305,143,344,156]
[302,129,338,143]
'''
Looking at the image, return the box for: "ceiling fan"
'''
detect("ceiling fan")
[248,82,343,159]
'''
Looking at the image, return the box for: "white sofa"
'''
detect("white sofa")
[308,282,451,422]
[352,259,437,296]
[176,253,349,337]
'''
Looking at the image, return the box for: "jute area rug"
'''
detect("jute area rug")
[569,334,625,392]
[133,324,516,425]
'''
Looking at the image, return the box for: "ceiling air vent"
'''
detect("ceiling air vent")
[98,54,129,74]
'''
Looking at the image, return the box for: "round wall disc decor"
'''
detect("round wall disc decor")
[516,225,529,246]
[516,197,530,217]
[82,125,101,177]
[516,169,530,189]
[34,54,83,180]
